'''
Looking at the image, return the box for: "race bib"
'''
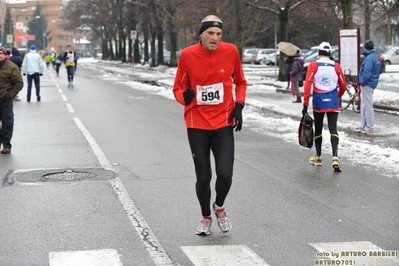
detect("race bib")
[68,53,74,62]
[196,82,224,105]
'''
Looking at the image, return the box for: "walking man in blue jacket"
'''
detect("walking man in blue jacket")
[356,40,381,134]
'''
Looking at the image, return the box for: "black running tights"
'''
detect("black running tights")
[187,126,234,217]
[313,111,339,157]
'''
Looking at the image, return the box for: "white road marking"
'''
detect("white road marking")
[61,94,68,102]
[181,245,269,266]
[66,103,74,113]
[49,249,122,266]
[58,88,62,93]
[73,118,112,170]
[309,241,399,266]
[73,118,173,265]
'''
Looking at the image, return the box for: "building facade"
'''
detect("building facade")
[1,0,90,55]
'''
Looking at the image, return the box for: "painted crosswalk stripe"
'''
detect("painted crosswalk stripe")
[309,241,399,266]
[181,245,269,266]
[49,249,123,266]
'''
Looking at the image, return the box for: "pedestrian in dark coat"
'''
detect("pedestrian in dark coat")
[9,47,23,101]
[284,55,295,89]
[10,47,22,70]
[290,51,305,103]
[0,45,24,154]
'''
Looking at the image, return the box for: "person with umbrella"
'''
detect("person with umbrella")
[277,42,301,90]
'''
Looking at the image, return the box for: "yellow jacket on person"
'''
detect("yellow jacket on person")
[63,50,75,67]
[44,54,52,63]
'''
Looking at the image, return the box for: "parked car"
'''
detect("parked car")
[381,46,399,65]
[268,50,280,66]
[303,45,385,77]
[302,46,319,60]
[242,48,258,64]
[250,48,276,65]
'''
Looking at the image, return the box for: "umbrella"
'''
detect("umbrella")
[277,42,300,56]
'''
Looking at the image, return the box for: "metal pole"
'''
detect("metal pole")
[274,22,277,80]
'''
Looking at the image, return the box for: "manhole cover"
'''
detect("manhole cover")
[42,170,97,181]
[3,168,115,184]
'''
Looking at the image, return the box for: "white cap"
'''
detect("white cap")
[318,42,331,53]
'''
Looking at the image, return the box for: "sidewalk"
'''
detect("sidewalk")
[83,59,398,140]
[275,87,399,112]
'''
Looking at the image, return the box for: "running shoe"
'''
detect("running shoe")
[355,127,365,132]
[332,157,342,172]
[196,216,212,235]
[361,129,376,134]
[309,155,322,166]
[213,203,232,233]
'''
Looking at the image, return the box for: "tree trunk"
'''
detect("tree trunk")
[134,38,140,63]
[341,0,353,29]
[157,19,164,66]
[235,0,244,60]
[278,6,290,81]
[165,2,177,66]
[142,5,150,64]
[364,1,371,40]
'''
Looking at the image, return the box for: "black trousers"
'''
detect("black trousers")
[0,97,14,149]
[187,126,234,217]
[313,111,339,157]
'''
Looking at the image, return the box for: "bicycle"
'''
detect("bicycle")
[341,81,361,113]
[341,71,361,113]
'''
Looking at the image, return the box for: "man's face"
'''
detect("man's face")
[0,52,6,62]
[200,27,222,51]
[67,46,72,52]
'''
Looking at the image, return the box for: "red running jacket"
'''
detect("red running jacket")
[173,41,247,130]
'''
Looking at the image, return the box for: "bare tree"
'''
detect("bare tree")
[246,0,307,80]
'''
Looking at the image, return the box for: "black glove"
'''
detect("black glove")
[39,73,43,76]
[183,88,195,105]
[228,102,244,131]
[23,73,26,76]
[302,104,308,116]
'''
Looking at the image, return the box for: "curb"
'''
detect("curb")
[275,88,399,112]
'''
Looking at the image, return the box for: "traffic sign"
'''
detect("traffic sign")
[130,30,137,39]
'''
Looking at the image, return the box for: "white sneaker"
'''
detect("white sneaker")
[213,203,232,233]
[196,217,212,235]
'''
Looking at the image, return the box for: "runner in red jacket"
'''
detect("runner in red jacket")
[173,15,247,236]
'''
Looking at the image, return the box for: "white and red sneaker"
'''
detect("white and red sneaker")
[213,203,232,233]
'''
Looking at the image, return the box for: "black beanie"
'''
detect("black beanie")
[199,20,223,35]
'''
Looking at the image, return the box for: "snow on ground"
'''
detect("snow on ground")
[81,58,399,179]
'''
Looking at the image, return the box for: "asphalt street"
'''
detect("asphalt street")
[0,63,398,266]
